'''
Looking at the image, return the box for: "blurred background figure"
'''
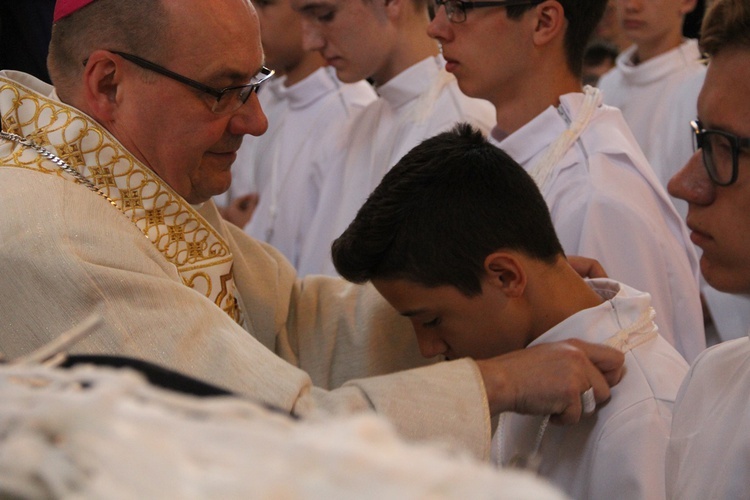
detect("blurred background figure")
[582,40,619,86]
[598,0,704,210]
[598,0,749,348]
[215,0,376,268]
[292,0,494,276]
[591,0,632,52]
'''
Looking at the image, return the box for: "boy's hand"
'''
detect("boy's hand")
[221,193,260,229]
[476,339,624,423]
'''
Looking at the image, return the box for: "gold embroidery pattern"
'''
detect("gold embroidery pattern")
[90,166,116,188]
[0,77,244,325]
[121,188,144,210]
[168,223,186,243]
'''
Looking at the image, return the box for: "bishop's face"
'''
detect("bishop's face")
[112,0,269,204]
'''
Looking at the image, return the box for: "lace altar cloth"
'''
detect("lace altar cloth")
[0,363,567,499]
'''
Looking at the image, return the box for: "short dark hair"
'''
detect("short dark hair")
[331,123,565,296]
[583,40,619,67]
[506,0,608,78]
[700,0,750,57]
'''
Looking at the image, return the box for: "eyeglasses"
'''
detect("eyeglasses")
[109,51,274,114]
[431,0,544,23]
[691,119,750,186]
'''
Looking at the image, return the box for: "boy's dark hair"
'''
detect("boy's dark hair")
[331,123,564,296]
[583,40,619,67]
[506,0,608,78]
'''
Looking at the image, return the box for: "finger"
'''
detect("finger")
[550,349,615,423]
[567,255,608,279]
[551,378,606,424]
[585,259,608,278]
[566,338,625,387]
[551,392,584,425]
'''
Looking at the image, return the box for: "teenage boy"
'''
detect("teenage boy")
[216,0,376,267]
[598,0,750,347]
[427,0,704,362]
[332,124,687,499]
[290,0,494,276]
[598,0,705,213]
[665,0,750,496]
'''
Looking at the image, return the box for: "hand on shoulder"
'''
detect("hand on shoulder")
[476,339,624,424]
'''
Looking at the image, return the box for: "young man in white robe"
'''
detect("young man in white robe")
[332,123,687,500]
[665,0,750,496]
[290,0,495,276]
[427,0,705,363]
[598,0,750,350]
[597,0,704,213]
[0,0,627,460]
[214,0,377,268]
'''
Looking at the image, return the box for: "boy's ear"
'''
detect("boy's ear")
[679,0,697,16]
[81,50,122,123]
[531,0,566,48]
[484,252,527,297]
[382,0,405,20]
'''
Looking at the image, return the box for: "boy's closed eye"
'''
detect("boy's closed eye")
[422,317,442,328]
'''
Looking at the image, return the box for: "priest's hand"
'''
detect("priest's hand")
[476,339,624,424]
[567,255,608,279]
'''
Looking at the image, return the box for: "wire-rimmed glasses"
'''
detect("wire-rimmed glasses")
[108,51,274,114]
[432,0,545,23]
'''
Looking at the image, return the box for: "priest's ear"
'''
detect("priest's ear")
[80,50,123,122]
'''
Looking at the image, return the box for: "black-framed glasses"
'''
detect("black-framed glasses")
[432,0,544,23]
[691,119,750,186]
[108,51,274,114]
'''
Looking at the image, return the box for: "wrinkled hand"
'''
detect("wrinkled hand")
[476,339,624,424]
[567,255,607,279]
[222,193,259,229]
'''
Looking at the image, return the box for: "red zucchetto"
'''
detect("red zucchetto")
[53,0,99,22]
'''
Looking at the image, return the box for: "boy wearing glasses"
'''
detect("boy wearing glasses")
[333,123,687,499]
[289,0,495,276]
[666,0,750,496]
[427,0,705,363]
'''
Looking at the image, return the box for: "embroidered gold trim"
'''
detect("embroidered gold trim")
[0,77,244,325]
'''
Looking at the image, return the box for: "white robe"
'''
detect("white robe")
[493,279,688,499]
[296,55,495,276]
[220,68,376,267]
[0,70,491,459]
[492,92,704,363]
[598,38,706,219]
[598,41,750,345]
[213,75,287,206]
[666,333,750,499]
